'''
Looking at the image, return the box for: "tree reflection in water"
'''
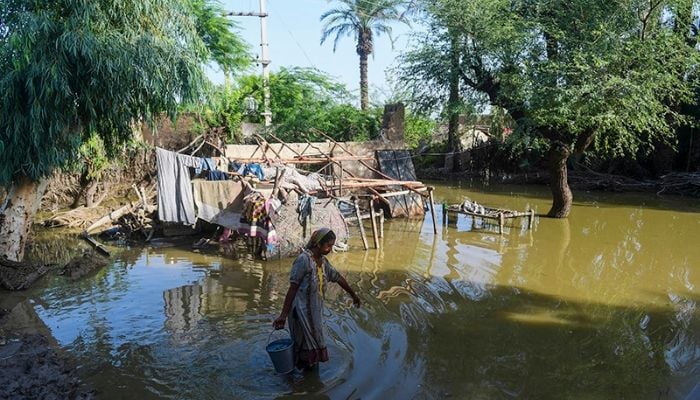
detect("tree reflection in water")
[13,184,700,399]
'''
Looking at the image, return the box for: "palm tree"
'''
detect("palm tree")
[320,0,408,110]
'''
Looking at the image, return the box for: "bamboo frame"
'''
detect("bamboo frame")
[443,205,536,234]
[222,132,433,251]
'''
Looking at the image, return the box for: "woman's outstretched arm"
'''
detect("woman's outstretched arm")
[336,276,361,307]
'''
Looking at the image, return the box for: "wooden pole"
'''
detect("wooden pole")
[270,167,281,199]
[229,156,371,164]
[86,203,136,234]
[314,129,399,181]
[442,203,448,226]
[378,208,384,238]
[369,198,380,249]
[80,231,110,257]
[306,144,405,206]
[254,134,284,161]
[528,209,535,230]
[252,136,272,164]
[266,131,304,158]
[428,186,438,234]
[339,161,343,197]
[353,198,369,250]
[498,212,504,235]
[331,161,336,194]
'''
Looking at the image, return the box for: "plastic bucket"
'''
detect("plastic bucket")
[266,329,294,374]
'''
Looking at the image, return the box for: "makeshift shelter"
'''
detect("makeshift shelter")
[154,132,436,259]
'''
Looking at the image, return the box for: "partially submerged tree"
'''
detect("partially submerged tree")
[320,0,409,110]
[0,0,249,261]
[407,0,699,217]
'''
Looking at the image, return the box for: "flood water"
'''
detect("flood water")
[9,182,700,399]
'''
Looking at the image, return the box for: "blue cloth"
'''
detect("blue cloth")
[234,163,265,180]
[297,194,316,225]
[196,158,217,174]
[229,161,242,173]
[243,163,265,180]
[208,170,228,181]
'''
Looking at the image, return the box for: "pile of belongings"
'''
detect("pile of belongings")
[461,198,486,215]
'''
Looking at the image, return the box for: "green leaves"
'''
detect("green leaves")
[406,0,700,161]
[187,0,250,74]
[198,67,382,143]
[0,0,249,185]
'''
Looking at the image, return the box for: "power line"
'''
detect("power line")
[267,0,317,69]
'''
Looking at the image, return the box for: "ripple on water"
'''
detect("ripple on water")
[21,185,700,399]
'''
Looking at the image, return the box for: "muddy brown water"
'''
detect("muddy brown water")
[5,182,700,399]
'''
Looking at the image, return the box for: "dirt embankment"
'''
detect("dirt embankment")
[0,333,94,400]
[0,299,95,400]
[0,251,108,399]
[1,251,108,291]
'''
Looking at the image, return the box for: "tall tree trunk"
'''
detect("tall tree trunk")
[0,176,48,261]
[447,33,461,162]
[546,141,572,218]
[359,51,369,111]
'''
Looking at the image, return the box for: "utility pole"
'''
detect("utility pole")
[226,0,272,127]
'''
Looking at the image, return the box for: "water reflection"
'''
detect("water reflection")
[15,183,700,399]
[163,284,203,334]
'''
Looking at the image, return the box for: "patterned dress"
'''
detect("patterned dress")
[287,249,341,367]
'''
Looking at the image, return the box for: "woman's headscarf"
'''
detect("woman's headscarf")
[305,227,333,250]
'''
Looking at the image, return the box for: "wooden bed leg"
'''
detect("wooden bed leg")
[353,198,369,250]
[428,186,438,234]
[369,198,380,249]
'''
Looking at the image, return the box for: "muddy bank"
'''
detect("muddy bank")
[0,258,53,290]
[0,333,94,400]
[0,299,94,400]
[0,250,107,290]
[61,251,109,280]
[0,249,107,399]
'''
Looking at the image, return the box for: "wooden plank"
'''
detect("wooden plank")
[376,188,428,198]
[80,231,110,257]
[227,156,373,164]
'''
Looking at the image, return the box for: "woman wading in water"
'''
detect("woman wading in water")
[273,228,361,370]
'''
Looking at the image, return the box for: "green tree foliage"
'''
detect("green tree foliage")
[320,0,409,110]
[189,0,250,75]
[203,67,383,143]
[77,135,110,181]
[405,0,699,216]
[396,27,461,114]
[395,15,477,155]
[0,0,249,186]
[404,112,436,149]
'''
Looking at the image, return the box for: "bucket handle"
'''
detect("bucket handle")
[268,328,291,346]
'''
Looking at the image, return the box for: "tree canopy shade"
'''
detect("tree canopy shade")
[320,0,409,110]
[0,0,250,186]
[403,0,700,217]
[0,0,249,261]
